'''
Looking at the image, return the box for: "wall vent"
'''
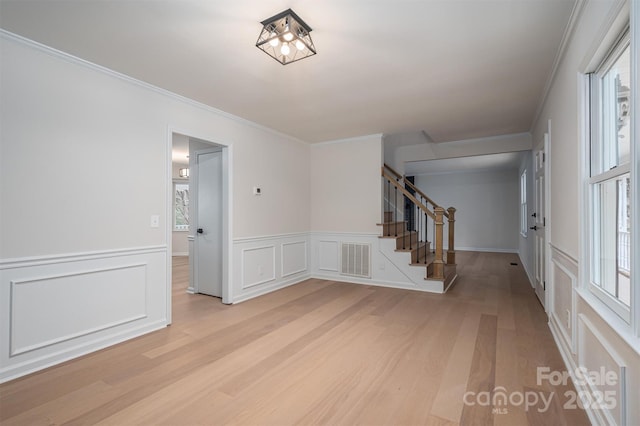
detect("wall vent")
[340,243,371,278]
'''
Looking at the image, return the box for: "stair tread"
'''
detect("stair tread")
[378,230,416,239]
[410,252,435,267]
[376,221,406,226]
[395,241,429,252]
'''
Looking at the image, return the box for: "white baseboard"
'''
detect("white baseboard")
[232,233,310,304]
[233,273,311,304]
[0,320,166,384]
[518,252,535,287]
[456,247,519,253]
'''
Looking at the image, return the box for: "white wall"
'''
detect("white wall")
[530,0,640,424]
[0,32,311,382]
[414,169,520,252]
[310,135,383,233]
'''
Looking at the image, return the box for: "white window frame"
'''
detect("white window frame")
[173,181,190,232]
[579,6,638,343]
[520,169,528,237]
[587,29,632,323]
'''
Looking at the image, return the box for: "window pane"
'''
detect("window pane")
[600,44,631,171]
[592,174,630,306]
[175,183,190,230]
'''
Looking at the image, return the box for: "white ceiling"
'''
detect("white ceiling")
[0,0,576,143]
[405,151,524,175]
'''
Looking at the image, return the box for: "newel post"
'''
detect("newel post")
[447,207,456,265]
[433,207,445,280]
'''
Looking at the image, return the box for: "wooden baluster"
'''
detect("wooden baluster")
[447,207,456,265]
[433,207,445,279]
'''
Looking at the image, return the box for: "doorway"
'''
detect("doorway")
[167,131,231,323]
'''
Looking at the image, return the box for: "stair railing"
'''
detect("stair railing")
[382,164,456,275]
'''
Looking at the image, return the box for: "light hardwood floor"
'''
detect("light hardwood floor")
[0,252,589,425]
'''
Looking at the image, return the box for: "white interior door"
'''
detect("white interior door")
[195,149,223,297]
[533,137,547,307]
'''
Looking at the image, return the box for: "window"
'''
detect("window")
[174,182,189,231]
[588,29,632,320]
[520,169,527,237]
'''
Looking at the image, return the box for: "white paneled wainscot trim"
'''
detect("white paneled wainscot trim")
[232,233,310,303]
[549,244,579,357]
[310,232,444,292]
[577,315,627,426]
[0,246,168,383]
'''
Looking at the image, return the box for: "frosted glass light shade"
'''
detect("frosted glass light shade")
[256,9,317,65]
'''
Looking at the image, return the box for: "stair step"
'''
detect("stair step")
[377,221,407,237]
[397,241,432,263]
[410,252,434,267]
[394,231,418,251]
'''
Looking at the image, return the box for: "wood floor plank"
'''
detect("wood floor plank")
[0,253,590,425]
[459,314,498,426]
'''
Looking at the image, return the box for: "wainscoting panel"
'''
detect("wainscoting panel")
[0,246,168,383]
[310,232,423,291]
[281,241,307,278]
[241,245,276,289]
[549,244,578,355]
[578,315,627,426]
[232,233,310,303]
[317,240,339,272]
[10,264,147,356]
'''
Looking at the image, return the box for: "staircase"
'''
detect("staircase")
[378,164,457,293]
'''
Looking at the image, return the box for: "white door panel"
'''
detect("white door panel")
[196,150,223,297]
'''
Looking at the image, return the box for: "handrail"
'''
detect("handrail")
[384,163,404,180]
[383,164,448,218]
[382,168,436,220]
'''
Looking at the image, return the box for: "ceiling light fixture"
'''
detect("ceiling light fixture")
[256,9,316,65]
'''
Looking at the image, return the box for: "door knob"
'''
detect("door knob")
[531,212,537,217]
[530,226,537,231]
[197,228,204,234]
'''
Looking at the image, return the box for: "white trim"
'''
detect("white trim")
[576,287,640,356]
[631,0,640,338]
[172,252,189,257]
[530,0,587,131]
[577,314,628,426]
[550,253,577,353]
[310,133,383,146]
[0,30,308,147]
[0,320,166,384]
[579,0,630,72]
[519,251,535,288]
[0,246,166,269]
[436,132,532,147]
[455,247,519,254]
[234,232,309,243]
[240,245,276,289]
[281,241,308,278]
[10,264,148,356]
[232,274,311,304]
[588,162,631,184]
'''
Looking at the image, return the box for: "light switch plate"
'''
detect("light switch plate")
[150,215,160,228]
